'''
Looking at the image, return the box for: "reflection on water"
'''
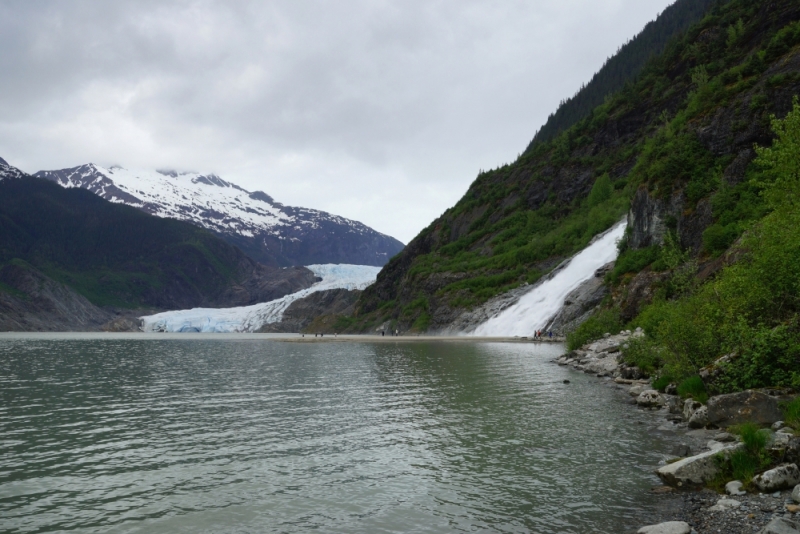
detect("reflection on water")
[0,336,671,533]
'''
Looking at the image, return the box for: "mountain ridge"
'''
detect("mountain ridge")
[34,163,404,267]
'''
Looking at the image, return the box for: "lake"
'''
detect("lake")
[0,334,674,533]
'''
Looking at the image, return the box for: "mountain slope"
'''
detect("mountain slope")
[34,164,404,267]
[0,158,316,313]
[528,0,717,148]
[352,0,800,334]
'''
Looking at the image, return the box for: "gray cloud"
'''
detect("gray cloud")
[0,0,674,243]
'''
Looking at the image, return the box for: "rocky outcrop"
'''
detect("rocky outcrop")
[545,264,611,335]
[0,263,114,331]
[258,289,361,333]
[706,391,783,428]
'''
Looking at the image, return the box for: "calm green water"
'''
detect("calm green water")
[0,335,673,533]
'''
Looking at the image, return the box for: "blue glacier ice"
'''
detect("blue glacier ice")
[141,264,381,333]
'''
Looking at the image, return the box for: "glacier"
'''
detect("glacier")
[472,221,626,337]
[141,264,381,333]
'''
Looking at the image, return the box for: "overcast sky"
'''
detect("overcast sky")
[0,0,674,243]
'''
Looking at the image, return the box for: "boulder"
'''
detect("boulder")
[683,399,702,420]
[793,484,800,503]
[630,384,646,397]
[708,498,742,512]
[787,438,800,464]
[637,390,664,408]
[657,444,741,487]
[714,432,736,442]
[757,517,800,534]
[726,480,745,495]
[753,464,800,492]
[637,521,691,534]
[774,421,787,431]
[688,406,709,429]
[585,354,619,375]
[662,394,682,415]
[706,391,782,428]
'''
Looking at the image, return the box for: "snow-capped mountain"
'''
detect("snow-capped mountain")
[35,164,404,267]
[0,157,26,181]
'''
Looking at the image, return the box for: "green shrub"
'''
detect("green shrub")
[676,375,708,404]
[622,336,663,376]
[652,375,673,392]
[566,308,623,350]
[588,174,613,207]
[728,449,761,483]
[782,397,800,429]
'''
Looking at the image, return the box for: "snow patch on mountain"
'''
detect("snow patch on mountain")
[140,264,380,333]
[34,163,404,266]
[0,158,26,181]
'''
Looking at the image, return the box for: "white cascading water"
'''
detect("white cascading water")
[472,221,627,337]
[140,264,381,333]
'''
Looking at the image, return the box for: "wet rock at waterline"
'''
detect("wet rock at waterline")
[657,444,742,487]
[688,405,710,429]
[637,521,692,534]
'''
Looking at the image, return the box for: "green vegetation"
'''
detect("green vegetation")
[622,101,800,390]
[357,0,800,336]
[528,0,716,147]
[782,397,800,429]
[676,375,708,404]
[566,308,622,351]
[0,176,256,309]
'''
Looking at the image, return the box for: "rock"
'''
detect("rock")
[665,383,678,395]
[787,439,800,464]
[757,516,800,534]
[726,480,746,495]
[683,399,703,420]
[671,443,691,457]
[563,380,570,384]
[715,432,736,442]
[775,421,787,431]
[788,504,800,513]
[657,444,741,487]
[637,521,692,534]
[707,440,727,451]
[774,433,794,449]
[637,390,664,407]
[753,464,800,492]
[707,390,783,428]
[794,484,800,503]
[630,385,646,397]
[585,354,620,375]
[688,405,709,429]
[708,498,742,511]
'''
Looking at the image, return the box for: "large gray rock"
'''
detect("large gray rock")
[793,483,800,503]
[688,405,709,429]
[788,438,800,464]
[637,390,664,408]
[585,354,620,375]
[683,399,702,420]
[637,521,691,534]
[657,444,741,487]
[753,464,800,492]
[707,391,782,428]
[726,480,745,495]
[757,517,800,534]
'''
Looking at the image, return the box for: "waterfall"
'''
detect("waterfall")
[472,221,626,337]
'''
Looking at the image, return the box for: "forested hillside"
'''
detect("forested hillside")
[352,0,800,344]
[529,0,717,148]
[0,168,316,313]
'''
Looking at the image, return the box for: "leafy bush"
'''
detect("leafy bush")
[588,174,613,207]
[676,375,708,404]
[566,308,622,350]
[652,375,673,392]
[622,336,663,376]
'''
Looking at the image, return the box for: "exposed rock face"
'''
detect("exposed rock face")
[545,264,611,335]
[753,464,800,493]
[0,263,114,331]
[688,406,710,429]
[258,289,361,333]
[706,391,783,428]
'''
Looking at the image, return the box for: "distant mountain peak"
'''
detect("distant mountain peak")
[0,157,27,181]
[35,163,404,267]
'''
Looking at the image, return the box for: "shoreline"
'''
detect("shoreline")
[0,331,566,343]
[555,332,800,534]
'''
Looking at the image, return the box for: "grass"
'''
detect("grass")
[652,375,673,391]
[782,397,800,428]
[677,375,708,404]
